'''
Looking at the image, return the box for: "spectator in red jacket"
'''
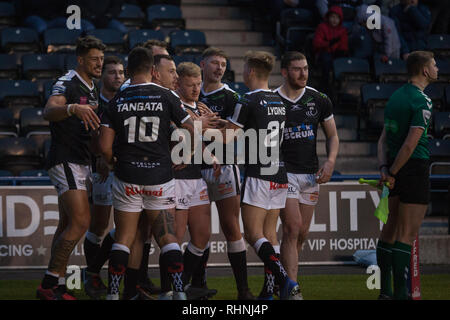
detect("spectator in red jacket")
[313,5,349,95]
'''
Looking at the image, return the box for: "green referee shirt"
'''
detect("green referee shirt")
[384,83,433,160]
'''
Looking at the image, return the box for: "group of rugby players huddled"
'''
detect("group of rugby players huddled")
[36,35,339,300]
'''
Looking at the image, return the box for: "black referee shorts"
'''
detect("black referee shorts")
[389,158,430,205]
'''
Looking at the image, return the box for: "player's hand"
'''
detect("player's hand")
[197,101,214,115]
[380,167,395,189]
[199,113,221,129]
[73,104,100,131]
[173,163,187,171]
[316,160,334,184]
[96,157,110,183]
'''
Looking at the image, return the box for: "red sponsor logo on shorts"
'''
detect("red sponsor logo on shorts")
[199,189,209,201]
[269,182,288,190]
[125,186,163,197]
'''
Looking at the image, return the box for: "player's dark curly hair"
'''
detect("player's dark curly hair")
[75,35,106,57]
[127,47,154,77]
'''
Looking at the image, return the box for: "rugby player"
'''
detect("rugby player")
[276,51,339,300]
[222,51,301,300]
[377,51,438,300]
[99,47,193,300]
[198,47,255,300]
[83,55,125,300]
[37,36,105,300]
[171,62,220,300]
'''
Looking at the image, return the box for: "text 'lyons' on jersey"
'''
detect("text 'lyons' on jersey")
[276,86,334,174]
[46,70,99,170]
[227,89,287,184]
[100,82,190,185]
[173,101,203,180]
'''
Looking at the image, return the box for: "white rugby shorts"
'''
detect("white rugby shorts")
[201,164,240,201]
[48,162,91,196]
[241,176,288,210]
[175,178,210,210]
[112,176,176,212]
[286,173,320,205]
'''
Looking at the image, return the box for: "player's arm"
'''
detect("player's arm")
[389,127,424,176]
[377,126,395,188]
[98,125,116,168]
[44,94,100,131]
[317,117,339,184]
[180,117,221,178]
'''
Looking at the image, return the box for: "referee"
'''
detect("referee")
[377,51,439,300]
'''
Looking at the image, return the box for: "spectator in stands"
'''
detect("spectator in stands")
[313,6,349,95]
[421,0,450,34]
[71,0,128,34]
[389,0,431,60]
[350,4,401,60]
[316,0,363,20]
[17,0,95,34]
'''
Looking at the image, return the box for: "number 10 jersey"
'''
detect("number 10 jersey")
[101,82,190,185]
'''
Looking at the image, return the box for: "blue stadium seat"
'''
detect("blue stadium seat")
[87,29,125,53]
[228,82,249,96]
[20,107,49,136]
[117,3,145,29]
[65,54,78,71]
[427,34,450,58]
[0,137,42,175]
[147,4,185,29]
[128,29,165,49]
[446,85,450,111]
[374,58,407,83]
[22,54,65,79]
[19,169,49,186]
[170,30,207,54]
[0,54,19,79]
[432,112,450,139]
[436,58,450,83]
[429,139,450,163]
[0,1,16,28]
[424,83,446,111]
[44,28,82,53]
[333,58,371,112]
[277,8,315,52]
[0,80,40,116]
[1,27,39,53]
[0,169,12,185]
[0,108,17,138]
[361,83,403,132]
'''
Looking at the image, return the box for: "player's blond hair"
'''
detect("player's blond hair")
[244,51,275,79]
[177,62,202,78]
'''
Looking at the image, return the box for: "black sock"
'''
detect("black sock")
[123,268,139,299]
[107,248,129,296]
[138,243,151,283]
[159,253,171,293]
[162,250,184,292]
[259,265,275,297]
[228,250,249,292]
[182,244,204,285]
[84,237,101,268]
[191,246,209,288]
[87,233,114,274]
[257,242,288,287]
[42,273,59,289]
